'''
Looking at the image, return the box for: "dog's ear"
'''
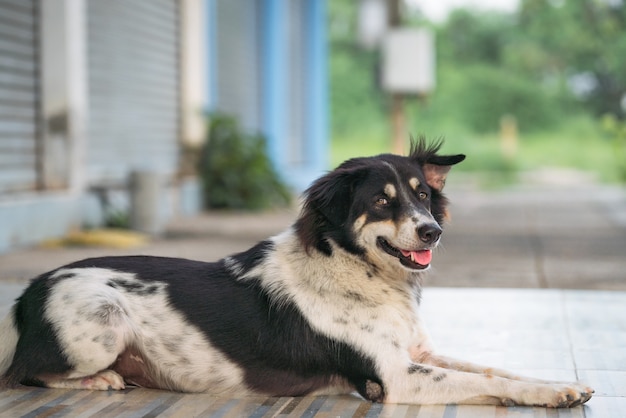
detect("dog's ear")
[409,137,465,191]
[296,161,367,255]
[423,154,465,191]
[304,168,356,224]
[302,159,368,224]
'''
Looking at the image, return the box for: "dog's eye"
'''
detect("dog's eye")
[376,197,389,206]
[418,191,428,200]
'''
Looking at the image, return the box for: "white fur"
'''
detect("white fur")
[0,312,18,376]
[44,268,249,394]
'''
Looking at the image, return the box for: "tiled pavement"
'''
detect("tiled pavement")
[0,288,624,417]
[0,182,625,417]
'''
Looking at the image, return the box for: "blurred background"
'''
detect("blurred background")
[330,0,626,181]
[0,0,625,254]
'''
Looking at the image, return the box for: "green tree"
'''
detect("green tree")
[519,0,626,118]
[432,8,572,133]
[439,9,515,65]
[327,0,387,138]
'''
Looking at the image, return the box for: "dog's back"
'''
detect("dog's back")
[0,246,380,398]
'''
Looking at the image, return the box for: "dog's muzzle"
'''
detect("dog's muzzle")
[377,237,433,270]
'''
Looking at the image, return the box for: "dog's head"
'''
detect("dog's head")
[295,138,465,275]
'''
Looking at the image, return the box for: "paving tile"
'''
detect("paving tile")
[573,348,626,371]
[577,370,626,397]
[565,293,626,331]
[568,330,626,350]
[430,327,572,352]
[421,288,567,331]
[565,289,626,304]
[583,396,626,418]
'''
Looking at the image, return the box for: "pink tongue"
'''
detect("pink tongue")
[400,249,432,265]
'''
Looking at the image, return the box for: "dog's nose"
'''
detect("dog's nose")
[418,224,442,245]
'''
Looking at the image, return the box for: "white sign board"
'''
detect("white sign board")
[382,28,435,94]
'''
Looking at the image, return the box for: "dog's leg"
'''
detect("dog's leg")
[5,272,135,390]
[410,343,583,384]
[384,362,593,407]
[421,354,563,384]
[35,370,126,390]
[418,352,591,390]
[308,377,357,396]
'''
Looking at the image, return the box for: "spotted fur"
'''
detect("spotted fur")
[0,138,593,407]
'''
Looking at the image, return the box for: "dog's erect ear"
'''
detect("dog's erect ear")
[409,137,465,191]
[423,154,465,191]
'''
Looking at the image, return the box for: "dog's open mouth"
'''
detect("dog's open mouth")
[377,238,432,270]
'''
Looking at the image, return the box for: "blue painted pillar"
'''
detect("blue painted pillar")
[260,0,329,190]
[261,0,288,172]
[305,0,329,173]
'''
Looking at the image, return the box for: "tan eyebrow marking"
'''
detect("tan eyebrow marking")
[354,214,368,231]
[384,184,397,199]
[409,177,420,190]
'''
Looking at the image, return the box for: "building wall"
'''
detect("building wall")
[0,0,41,193]
[86,0,180,185]
[0,0,205,253]
[0,0,328,253]
[211,0,261,134]
[209,0,329,192]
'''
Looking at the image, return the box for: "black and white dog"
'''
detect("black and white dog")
[0,139,593,407]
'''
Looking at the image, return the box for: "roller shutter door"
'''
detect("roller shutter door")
[87,0,180,185]
[214,0,261,133]
[0,0,40,193]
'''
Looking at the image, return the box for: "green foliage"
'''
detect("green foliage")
[441,9,515,65]
[433,7,580,133]
[328,0,626,183]
[198,114,292,211]
[503,115,619,181]
[103,208,130,229]
[518,0,626,118]
[330,46,386,137]
[602,115,626,182]
[446,64,562,133]
[328,0,389,139]
[332,113,622,184]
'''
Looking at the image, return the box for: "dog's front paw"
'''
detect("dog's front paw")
[81,370,126,391]
[518,383,594,408]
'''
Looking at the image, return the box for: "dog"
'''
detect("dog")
[0,139,593,407]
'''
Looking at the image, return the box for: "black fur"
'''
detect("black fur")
[4,273,72,386]
[10,254,383,400]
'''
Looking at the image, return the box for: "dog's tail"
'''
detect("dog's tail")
[0,308,19,384]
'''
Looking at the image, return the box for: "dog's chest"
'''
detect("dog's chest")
[267,232,426,358]
[296,282,422,357]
